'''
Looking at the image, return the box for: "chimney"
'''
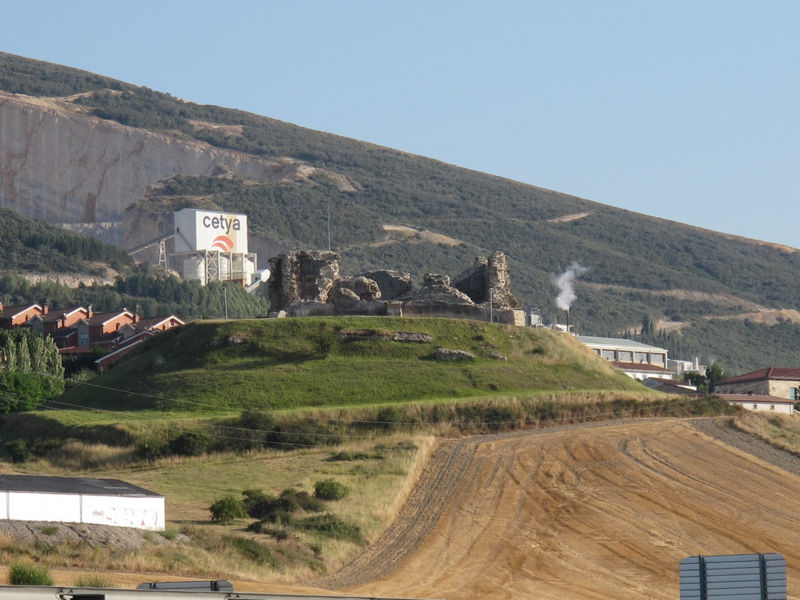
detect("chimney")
[87,304,93,318]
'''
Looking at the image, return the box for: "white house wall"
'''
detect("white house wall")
[729,401,794,415]
[0,492,164,531]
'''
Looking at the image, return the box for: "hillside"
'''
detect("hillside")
[5,415,800,600]
[58,316,641,411]
[330,418,800,600]
[0,207,131,277]
[2,52,800,372]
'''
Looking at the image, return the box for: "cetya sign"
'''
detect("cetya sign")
[174,208,248,254]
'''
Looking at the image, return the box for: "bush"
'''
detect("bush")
[376,406,404,430]
[294,513,364,544]
[135,439,169,462]
[285,489,325,512]
[5,439,29,463]
[313,479,349,501]
[169,431,209,456]
[209,495,247,523]
[8,562,53,585]
[74,574,112,587]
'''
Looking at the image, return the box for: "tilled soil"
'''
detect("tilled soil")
[314,417,800,600]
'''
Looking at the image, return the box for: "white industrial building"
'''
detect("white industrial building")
[173,208,258,286]
[575,335,673,380]
[0,474,165,531]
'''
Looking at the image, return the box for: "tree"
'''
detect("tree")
[705,362,727,393]
[683,371,708,393]
[0,330,65,411]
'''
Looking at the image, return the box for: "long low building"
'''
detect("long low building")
[575,335,673,380]
[0,474,164,531]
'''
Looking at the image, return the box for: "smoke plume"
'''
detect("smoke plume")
[553,263,588,311]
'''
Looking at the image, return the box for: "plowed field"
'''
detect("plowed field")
[317,418,800,600]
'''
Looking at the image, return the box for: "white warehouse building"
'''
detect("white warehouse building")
[0,475,165,531]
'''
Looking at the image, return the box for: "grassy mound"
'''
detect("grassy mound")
[61,317,640,411]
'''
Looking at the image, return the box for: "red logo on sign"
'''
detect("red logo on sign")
[210,235,234,251]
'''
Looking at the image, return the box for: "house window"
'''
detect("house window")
[78,333,89,347]
[792,388,798,400]
[617,351,633,362]
[651,354,665,366]
[634,352,648,363]
[601,350,615,360]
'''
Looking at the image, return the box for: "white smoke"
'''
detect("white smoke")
[553,263,588,311]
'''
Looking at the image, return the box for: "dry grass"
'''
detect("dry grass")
[732,411,800,452]
[37,440,135,470]
[1,435,431,584]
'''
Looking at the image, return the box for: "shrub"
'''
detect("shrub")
[313,479,349,501]
[209,495,247,523]
[376,406,404,430]
[226,536,278,567]
[74,574,112,587]
[39,525,58,535]
[294,513,364,544]
[285,489,325,512]
[135,439,169,462]
[169,431,209,456]
[9,562,53,585]
[243,488,308,520]
[5,439,29,463]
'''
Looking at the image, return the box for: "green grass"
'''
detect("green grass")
[58,317,639,412]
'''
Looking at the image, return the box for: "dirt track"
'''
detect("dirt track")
[315,417,800,600]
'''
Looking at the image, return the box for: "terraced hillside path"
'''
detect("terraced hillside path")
[315,418,800,600]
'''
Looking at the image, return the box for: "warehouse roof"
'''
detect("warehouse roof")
[0,475,162,497]
[575,335,668,353]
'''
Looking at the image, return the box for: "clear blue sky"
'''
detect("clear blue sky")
[3,1,798,247]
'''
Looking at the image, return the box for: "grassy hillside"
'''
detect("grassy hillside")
[2,52,800,372]
[60,317,640,411]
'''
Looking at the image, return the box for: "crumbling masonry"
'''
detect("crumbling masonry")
[268,250,524,325]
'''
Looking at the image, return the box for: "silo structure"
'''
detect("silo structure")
[172,209,257,285]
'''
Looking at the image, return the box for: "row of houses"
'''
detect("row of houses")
[0,301,184,370]
[576,334,799,415]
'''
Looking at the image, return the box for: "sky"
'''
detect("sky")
[2,1,799,248]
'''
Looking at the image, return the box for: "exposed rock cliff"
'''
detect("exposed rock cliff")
[0,91,349,238]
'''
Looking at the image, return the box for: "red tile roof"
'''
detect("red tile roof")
[719,367,800,385]
[0,303,43,318]
[40,307,88,322]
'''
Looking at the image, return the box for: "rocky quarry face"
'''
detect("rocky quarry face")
[0,91,348,259]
